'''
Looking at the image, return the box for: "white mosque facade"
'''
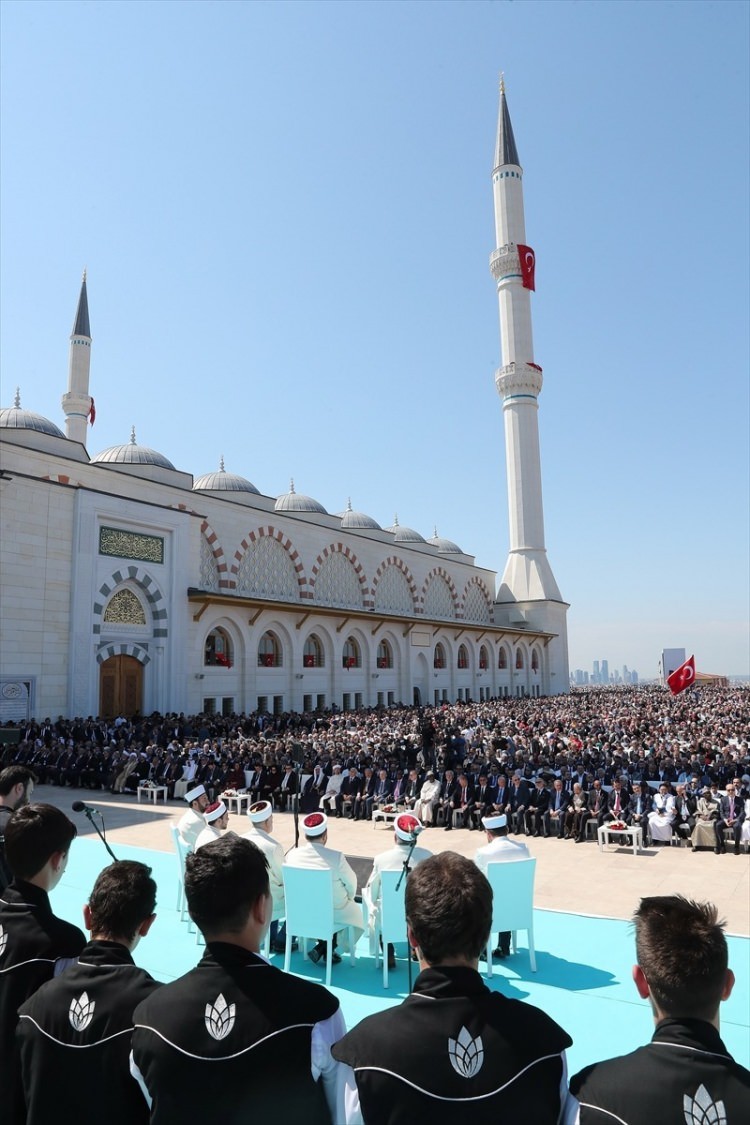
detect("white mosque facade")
[0,87,569,722]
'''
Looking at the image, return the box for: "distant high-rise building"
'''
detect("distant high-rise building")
[601,660,609,684]
[593,660,600,684]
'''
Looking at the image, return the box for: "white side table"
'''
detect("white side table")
[598,824,643,856]
[221,791,251,816]
[137,785,168,805]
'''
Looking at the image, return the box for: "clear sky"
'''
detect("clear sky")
[1,0,748,680]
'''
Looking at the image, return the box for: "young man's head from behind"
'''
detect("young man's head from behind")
[405,852,492,967]
[185,835,270,940]
[86,860,157,946]
[633,895,733,1022]
[4,803,76,886]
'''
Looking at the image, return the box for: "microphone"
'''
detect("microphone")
[409,825,424,839]
[72,801,101,816]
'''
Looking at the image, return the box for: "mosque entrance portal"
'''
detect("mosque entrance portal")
[99,655,143,718]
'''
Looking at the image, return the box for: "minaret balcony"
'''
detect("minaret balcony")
[490,245,520,281]
[495,362,543,399]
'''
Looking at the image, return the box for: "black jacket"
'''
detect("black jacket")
[570,1017,750,1124]
[17,939,160,1125]
[333,965,572,1125]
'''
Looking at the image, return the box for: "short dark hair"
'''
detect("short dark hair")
[0,766,37,798]
[88,860,156,942]
[634,896,728,1019]
[185,835,269,937]
[4,803,77,880]
[405,852,491,965]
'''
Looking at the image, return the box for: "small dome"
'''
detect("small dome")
[194,457,260,494]
[338,498,381,530]
[275,478,327,514]
[385,515,426,544]
[0,389,65,438]
[92,426,175,470]
[428,527,462,553]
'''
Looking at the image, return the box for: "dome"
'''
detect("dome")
[385,515,426,544]
[92,427,175,470]
[275,479,327,514]
[0,389,64,439]
[428,527,463,554]
[338,498,381,530]
[194,458,260,494]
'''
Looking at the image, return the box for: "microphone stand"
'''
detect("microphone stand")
[83,807,118,863]
[396,833,420,992]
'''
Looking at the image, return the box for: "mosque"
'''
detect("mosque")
[0,86,569,723]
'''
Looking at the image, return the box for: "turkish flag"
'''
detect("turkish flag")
[517,244,536,291]
[88,397,96,425]
[667,654,696,695]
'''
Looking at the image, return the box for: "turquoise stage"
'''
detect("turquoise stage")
[52,838,750,1076]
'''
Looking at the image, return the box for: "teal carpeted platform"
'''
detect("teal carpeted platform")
[52,838,750,1075]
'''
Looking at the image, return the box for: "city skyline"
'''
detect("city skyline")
[1,1,748,679]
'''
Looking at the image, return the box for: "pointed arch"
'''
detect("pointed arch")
[92,567,167,639]
[421,568,459,620]
[200,519,231,590]
[461,577,493,624]
[372,557,418,615]
[310,543,370,609]
[232,526,308,599]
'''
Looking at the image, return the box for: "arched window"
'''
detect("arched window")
[258,631,282,668]
[479,645,489,670]
[434,643,446,670]
[515,647,525,670]
[457,644,469,670]
[342,636,360,669]
[205,627,233,668]
[376,640,393,669]
[531,648,540,673]
[303,634,324,668]
[498,646,508,670]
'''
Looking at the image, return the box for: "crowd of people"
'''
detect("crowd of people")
[0,777,747,1123]
[3,684,749,853]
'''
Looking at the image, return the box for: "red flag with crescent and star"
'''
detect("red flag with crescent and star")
[667,654,695,695]
[517,244,536,291]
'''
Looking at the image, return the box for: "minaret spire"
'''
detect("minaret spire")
[61,270,92,446]
[489,79,568,691]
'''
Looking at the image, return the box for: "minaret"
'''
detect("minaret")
[491,80,562,604]
[61,271,92,445]
[490,79,569,691]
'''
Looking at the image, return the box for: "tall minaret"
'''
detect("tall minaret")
[61,271,92,445]
[490,79,569,690]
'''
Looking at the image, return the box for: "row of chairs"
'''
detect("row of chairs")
[171,828,537,988]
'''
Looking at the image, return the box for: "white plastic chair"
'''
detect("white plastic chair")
[281,866,356,987]
[367,869,409,988]
[483,858,537,976]
[169,826,191,922]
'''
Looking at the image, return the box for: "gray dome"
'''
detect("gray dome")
[92,427,175,470]
[428,529,462,553]
[275,479,327,514]
[194,458,260,494]
[0,391,64,438]
[385,516,426,544]
[339,499,381,530]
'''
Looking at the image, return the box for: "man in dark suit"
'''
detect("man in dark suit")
[338,767,365,819]
[604,777,628,824]
[715,781,745,855]
[542,778,570,839]
[577,779,606,842]
[470,773,496,830]
[524,777,551,837]
[626,782,652,845]
[353,767,376,821]
[447,774,475,831]
[438,769,458,827]
[672,783,697,843]
[506,774,531,834]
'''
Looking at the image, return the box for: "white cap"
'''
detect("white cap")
[394,813,422,842]
[185,784,206,804]
[248,800,272,824]
[482,813,507,831]
[204,801,227,824]
[303,812,328,837]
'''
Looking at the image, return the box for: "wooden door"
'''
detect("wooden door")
[99,655,143,718]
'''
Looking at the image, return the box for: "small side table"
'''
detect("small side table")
[137,785,168,805]
[221,791,251,816]
[597,824,643,856]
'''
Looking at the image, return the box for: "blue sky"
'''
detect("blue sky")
[1,0,748,679]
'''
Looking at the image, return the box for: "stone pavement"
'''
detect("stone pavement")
[41,785,750,937]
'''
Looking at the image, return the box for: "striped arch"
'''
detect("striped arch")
[231,526,308,597]
[96,642,151,665]
[92,568,167,638]
[200,519,232,589]
[419,567,459,616]
[460,576,494,622]
[371,556,418,613]
[309,543,371,607]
